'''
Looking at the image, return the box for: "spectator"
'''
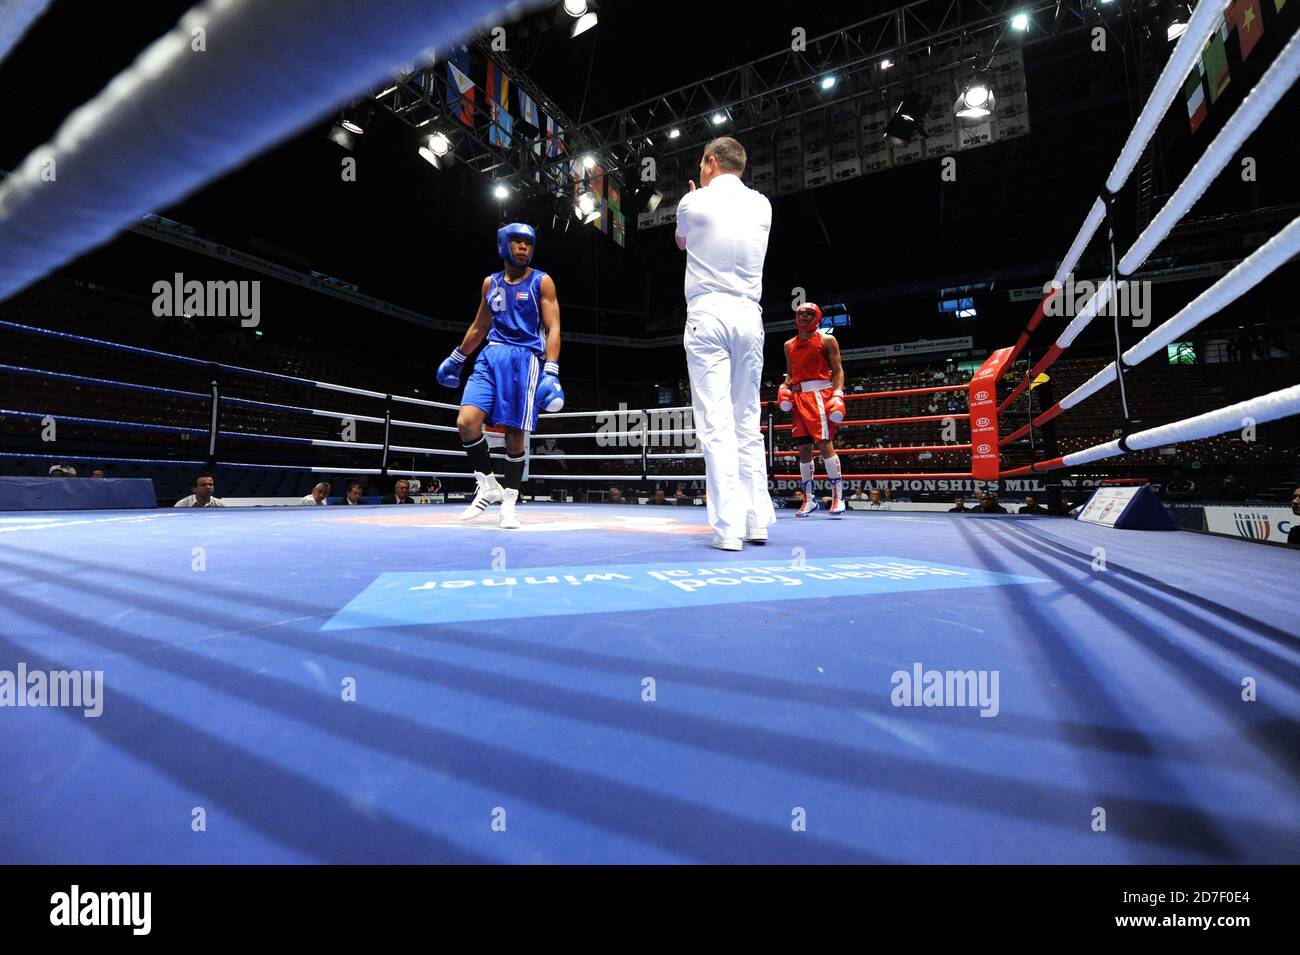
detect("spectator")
[608,487,623,504]
[337,482,365,505]
[790,487,805,509]
[649,489,670,505]
[867,488,884,510]
[1289,487,1300,548]
[979,491,1007,514]
[300,482,331,505]
[174,474,224,508]
[1018,494,1048,515]
[384,479,415,504]
[48,463,77,477]
[849,487,866,501]
[948,495,969,513]
[674,487,688,505]
[422,478,442,495]
[1049,497,1075,516]
[91,469,106,479]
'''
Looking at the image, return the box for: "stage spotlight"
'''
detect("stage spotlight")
[819,75,837,91]
[418,131,451,168]
[883,94,928,145]
[581,154,596,170]
[340,100,375,134]
[575,189,598,218]
[493,184,510,200]
[1164,1,1191,40]
[954,73,996,119]
[327,125,356,151]
[564,0,598,37]
[1011,12,1030,30]
[710,111,727,125]
[668,128,681,139]
[879,58,894,70]
[627,184,663,216]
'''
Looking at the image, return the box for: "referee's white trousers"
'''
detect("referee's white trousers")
[684,292,776,541]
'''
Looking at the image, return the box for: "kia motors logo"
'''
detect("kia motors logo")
[977,443,991,454]
[974,390,989,401]
[976,417,990,427]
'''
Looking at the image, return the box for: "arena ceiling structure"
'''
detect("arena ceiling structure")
[0,0,1295,347]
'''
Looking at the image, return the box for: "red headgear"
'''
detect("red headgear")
[794,302,823,331]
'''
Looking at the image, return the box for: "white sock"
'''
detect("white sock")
[799,461,814,484]
[824,454,842,480]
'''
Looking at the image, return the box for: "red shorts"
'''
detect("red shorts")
[790,387,837,441]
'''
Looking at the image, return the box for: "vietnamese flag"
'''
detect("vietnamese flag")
[1228,0,1265,60]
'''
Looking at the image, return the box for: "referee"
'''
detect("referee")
[675,137,776,551]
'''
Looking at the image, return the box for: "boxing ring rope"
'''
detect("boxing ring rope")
[0,0,543,305]
[1001,384,1300,476]
[0,318,714,488]
[1000,215,1300,445]
[996,0,1273,407]
[992,12,1300,479]
[0,0,49,65]
[758,381,975,482]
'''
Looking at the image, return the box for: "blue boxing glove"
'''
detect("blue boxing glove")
[536,360,565,412]
[437,348,468,388]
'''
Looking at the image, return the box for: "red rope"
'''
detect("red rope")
[762,412,967,431]
[774,472,974,480]
[773,444,970,457]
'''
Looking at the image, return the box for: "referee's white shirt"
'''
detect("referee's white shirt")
[675,173,771,304]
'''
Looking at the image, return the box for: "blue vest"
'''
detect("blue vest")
[486,268,547,354]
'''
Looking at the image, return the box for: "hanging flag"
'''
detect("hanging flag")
[1227,0,1265,60]
[447,47,475,128]
[1202,17,1231,104]
[485,60,513,147]
[518,89,540,128]
[1182,63,1208,133]
[546,116,566,158]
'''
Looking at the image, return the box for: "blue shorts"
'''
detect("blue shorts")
[461,342,542,432]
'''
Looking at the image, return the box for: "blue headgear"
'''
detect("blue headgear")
[497,222,536,265]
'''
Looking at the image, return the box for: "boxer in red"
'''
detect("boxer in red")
[779,302,846,517]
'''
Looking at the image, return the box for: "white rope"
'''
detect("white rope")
[0,0,49,65]
[541,405,695,419]
[391,418,459,433]
[0,0,540,302]
[1052,198,1106,291]
[1121,27,1300,275]
[1104,0,1232,194]
[1061,215,1300,411]
[1062,384,1300,467]
[390,394,461,411]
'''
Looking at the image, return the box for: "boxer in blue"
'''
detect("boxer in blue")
[437,223,563,528]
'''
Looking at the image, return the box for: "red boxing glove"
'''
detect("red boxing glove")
[827,388,846,423]
[778,383,795,413]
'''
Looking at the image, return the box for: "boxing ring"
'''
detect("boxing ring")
[1,1,1299,864]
